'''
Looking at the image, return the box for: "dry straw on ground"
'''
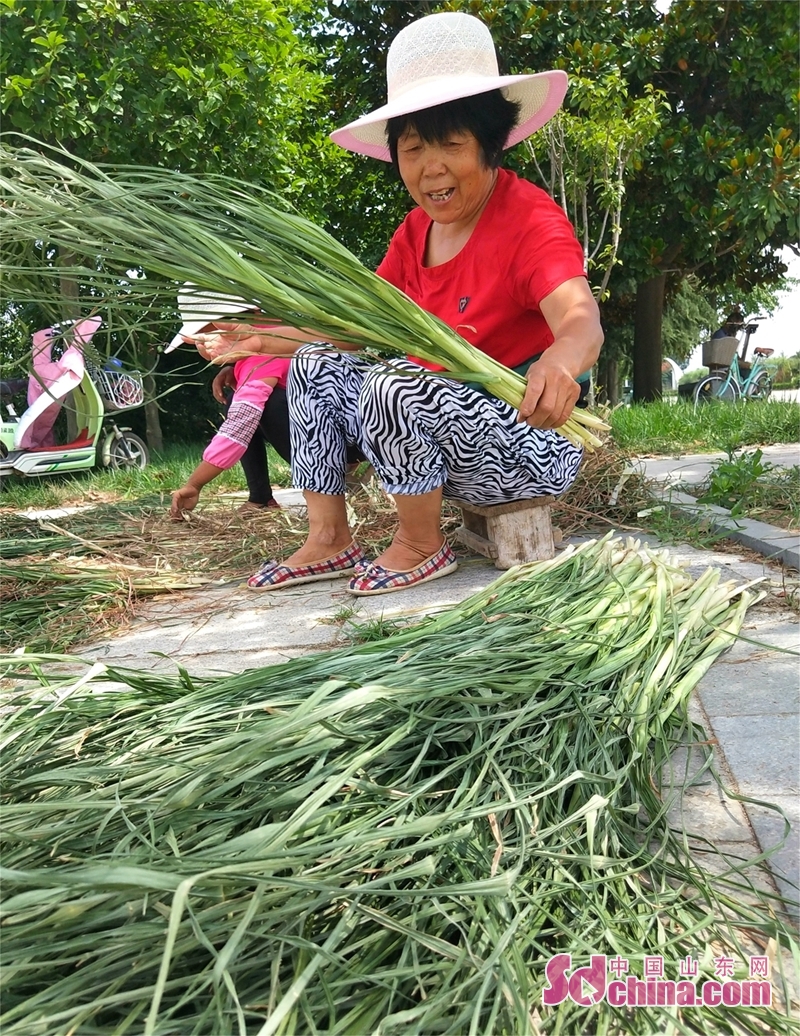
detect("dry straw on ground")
[1,446,648,654]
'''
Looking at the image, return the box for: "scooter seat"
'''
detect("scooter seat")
[24,431,94,453]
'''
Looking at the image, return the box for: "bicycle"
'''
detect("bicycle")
[693,316,773,406]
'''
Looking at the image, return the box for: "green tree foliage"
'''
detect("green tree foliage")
[523,70,665,298]
[661,277,719,362]
[630,0,798,288]
[771,352,800,389]
[309,0,434,266]
[1,0,334,196]
[623,0,798,398]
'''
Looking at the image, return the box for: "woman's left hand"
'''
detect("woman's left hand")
[517,356,581,429]
[191,333,238,362]
[170,484,200,519]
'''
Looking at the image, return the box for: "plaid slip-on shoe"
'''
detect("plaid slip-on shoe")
[247,541,367,591]
[347,541,458,597]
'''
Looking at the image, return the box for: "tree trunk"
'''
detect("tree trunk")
[633,275,666,402]
[143,373,163,453]
[597,354,620,406]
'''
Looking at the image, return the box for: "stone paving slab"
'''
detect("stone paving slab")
[709,715,799,800]
[85,558,499,674]
[747,796,800,906]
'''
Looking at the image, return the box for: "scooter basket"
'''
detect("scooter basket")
[90,367,145,411]
[702,336,739,368]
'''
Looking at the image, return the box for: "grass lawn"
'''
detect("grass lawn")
[611,398,799,454]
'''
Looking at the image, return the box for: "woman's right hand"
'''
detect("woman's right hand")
[192,332,242,361]
[211,366,236,404]
[170,484,200,519]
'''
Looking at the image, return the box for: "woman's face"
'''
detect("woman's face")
[396,128,496,228]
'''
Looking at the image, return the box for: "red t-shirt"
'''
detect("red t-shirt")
[376,167,586,371]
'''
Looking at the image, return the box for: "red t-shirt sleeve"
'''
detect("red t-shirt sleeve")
[508,193,586,310]
[375,172,587,370]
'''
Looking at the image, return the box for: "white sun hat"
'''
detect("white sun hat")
[165,284,256,353]
[330,12,568,162]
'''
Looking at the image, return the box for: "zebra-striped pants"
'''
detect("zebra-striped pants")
[287,344,582,505]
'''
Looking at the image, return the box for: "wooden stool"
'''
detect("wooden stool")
[455,497,558,569]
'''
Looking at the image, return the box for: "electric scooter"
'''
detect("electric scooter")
[0,317,149,478]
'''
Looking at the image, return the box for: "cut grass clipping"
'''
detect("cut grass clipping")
[0,509,209,654]
[1,140,607,450]
[2,537,798,1035]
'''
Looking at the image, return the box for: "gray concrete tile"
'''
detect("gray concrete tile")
[726,612,800,658]
[694,838,784,905]
[697,656,800,716]
[707,714,800,797]
[82,558,501,673]
[666,784,753,843]
[746,796,800,909]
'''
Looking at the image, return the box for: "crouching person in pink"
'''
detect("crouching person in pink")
[166,287,292,518]
[170,352,290,518]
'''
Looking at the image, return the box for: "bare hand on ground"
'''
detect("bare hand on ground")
[170,485,200,519]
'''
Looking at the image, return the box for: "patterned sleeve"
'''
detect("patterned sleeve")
[202,394,269,469]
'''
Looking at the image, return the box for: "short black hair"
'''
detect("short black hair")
[387,89,520,171]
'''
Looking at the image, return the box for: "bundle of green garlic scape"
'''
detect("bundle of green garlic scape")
[1,537,798,1035]
[0,141,608,449]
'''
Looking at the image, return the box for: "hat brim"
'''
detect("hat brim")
[330,69,567,161]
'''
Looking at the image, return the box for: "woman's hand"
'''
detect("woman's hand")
[192,332,247,362]
[211,366,236,404]
[518,276,603,428]
[517,357,581,429]
[170,484,200,519]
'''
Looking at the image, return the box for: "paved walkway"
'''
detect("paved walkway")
[636,445,799,908]
[78,455,799,922]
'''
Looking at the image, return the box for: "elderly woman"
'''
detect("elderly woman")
[200,11,603,596]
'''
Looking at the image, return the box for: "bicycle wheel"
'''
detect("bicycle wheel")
[693,375,738,405]
[105,431,149,470]
[745,370,772,401]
